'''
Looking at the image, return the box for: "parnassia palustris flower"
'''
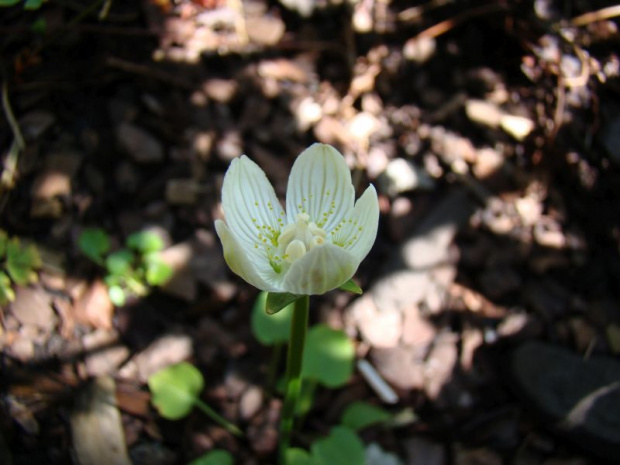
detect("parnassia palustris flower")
[215,143,379,295]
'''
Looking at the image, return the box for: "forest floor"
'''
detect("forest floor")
[1,0,620,464]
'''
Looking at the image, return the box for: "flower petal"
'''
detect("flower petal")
[286,144,354,231]
[215,220,282,292]
[222,155,286,251]
[333,185,379,262]
[282,243,358,295]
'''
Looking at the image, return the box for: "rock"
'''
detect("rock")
[83,329,130,376]
[371,345,425,390]
[511,341,620,461]
[465,100,504,128]
[11,285,56,332]
[379,158,434,196]
[240,386,263,421]
[30,171,71,217]
[119,333,193,382]
[500,114,534,140]
[403,36,436,64]
[424,332,458,401]
[365,443,402,465]
[246,16,285,46]
[74,279,114,330]
[404,436,446,465]
[202,79,237,103]
[401,305,436,347]
[472,148,504,179]
[350,295,402,348]
[116,122,164,163]
[71,376,132,465]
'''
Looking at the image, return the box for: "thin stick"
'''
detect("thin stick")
[571,5,620,27]
[279,295,309,462]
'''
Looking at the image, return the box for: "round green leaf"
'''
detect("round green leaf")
[108,285,126,306]
[79,228,110,263]
[127,231,164,254]
[106,249,134,276]
[148,362,204,420]
[285,448,319,465]
[146,259,173,286]
[251,291,294,345]
[6,239,41,285]
[302,325,354,388]
[311,426,364,465]
[187,449,233,465]
[341,401,391,431]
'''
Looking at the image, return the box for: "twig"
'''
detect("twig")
[571,5,620,27]
[105,56,194,89]
[1,80,24,199]
[414,3,507,40]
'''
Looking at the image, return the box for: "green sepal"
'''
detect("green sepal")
[266,292,301,315]
[338,279,363,295]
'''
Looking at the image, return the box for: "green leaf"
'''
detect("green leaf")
[145,259,173,286]
[338,279,363,295]
[106,249,134,276]
[341,401,391,431]
[302,325,354,388]
[108,285,126,306]
[24,0,43,9]
[251,291,294,345]
[0,0,22,6]
[6,239,41,285]
[0,230,8,258]
[285,448,319,465]
[187,449,234,465]
[79,228,110,264]
[0,271,15,306]
[311,426,364,465]
[148,362,204,420]
[266,292,300,315]
[127,231,164,254]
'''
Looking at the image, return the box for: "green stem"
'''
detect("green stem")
[266,342,283,397]
[279,295,309,462]
[193,398,243,437]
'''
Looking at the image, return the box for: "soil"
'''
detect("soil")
[1,0,620,464]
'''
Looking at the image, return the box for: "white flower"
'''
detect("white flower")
[215,143,379,295]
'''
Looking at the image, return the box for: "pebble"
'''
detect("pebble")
[116,122,164,164]
[378,158,434,196]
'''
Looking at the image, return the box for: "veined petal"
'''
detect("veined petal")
[222,155,286,251]
[215,220,282,292]
[286,144,354,231]
[333,185,379,262]
[282,243,358,295]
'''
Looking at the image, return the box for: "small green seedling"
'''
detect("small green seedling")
[78,228,173,306]
[286,426,365,465]
[187,449,234,465]
[0,230,41,306]
[148,362,241,436]
[340,401,392,431]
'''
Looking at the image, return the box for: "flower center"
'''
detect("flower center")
[278,213,327,264]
